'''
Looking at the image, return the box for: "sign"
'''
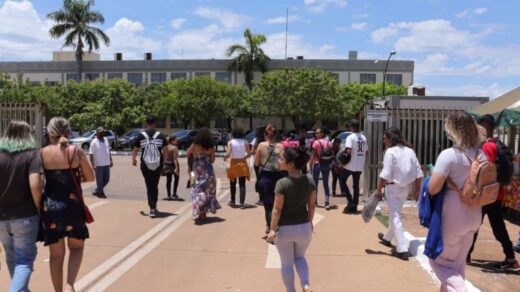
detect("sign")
[366,110,388,122]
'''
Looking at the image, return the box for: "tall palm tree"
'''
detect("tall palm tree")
[226,28,270,91]
[48,0,110,81]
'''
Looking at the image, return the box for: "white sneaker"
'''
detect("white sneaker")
[149,209,156,218]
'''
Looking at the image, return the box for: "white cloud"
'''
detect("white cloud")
[455,9,469,18]
[371,26,399,43]
[194,7,249,29]
[0,0,59,60]
[103,18,161,60]
[351,22,367,31]
[319,44,335,52]
[265,15,301,24]
[428,83,508,99]
[263,32,341,59]
[474,7,488,15]
[170,18,186,30]
[304,0,346,13]
[456,7,488,18]
[167,25,239,59]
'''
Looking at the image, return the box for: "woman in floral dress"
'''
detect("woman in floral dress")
[186,129,221,223]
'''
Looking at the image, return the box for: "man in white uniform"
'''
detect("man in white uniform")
[89,127,113,198]
[340,119,368,214]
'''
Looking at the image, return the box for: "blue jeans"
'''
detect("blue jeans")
[275,223,312,292]
[312,163,330,203]
[95,165,111,194]
[0,215,39,292]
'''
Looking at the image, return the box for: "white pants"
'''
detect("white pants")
[383,184,410,253]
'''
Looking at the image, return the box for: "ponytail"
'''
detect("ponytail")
[59,135,68,146]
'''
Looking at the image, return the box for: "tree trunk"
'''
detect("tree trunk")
[76,37,84,81]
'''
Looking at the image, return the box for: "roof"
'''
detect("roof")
[471,87,520,114]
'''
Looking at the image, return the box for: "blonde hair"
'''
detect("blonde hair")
[47,117,71,146]
[444,112,483,150]
[265,123,276,138]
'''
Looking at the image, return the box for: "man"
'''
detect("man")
[132,116,168,218]
[340,119,368,214]
[309,128,333,210]
[89,127,113,199]
[467,114,519,271]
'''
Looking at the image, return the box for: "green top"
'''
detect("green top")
[274,174,315,226]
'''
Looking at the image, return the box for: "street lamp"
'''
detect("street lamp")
[382,50,396,97]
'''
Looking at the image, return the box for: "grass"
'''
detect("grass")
[375,213,389,228]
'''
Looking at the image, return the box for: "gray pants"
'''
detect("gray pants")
[275,222,312,292]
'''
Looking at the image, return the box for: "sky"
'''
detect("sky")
[1,0,519,98]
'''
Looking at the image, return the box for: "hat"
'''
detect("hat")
[349,119,360,127]
[96,127,105,133]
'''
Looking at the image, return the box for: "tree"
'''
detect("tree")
[251,69,339,130]
[48,0,110,80]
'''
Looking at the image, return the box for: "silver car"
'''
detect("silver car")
[70,130,118,151]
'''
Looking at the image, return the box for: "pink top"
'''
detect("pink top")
[311,138,332,164]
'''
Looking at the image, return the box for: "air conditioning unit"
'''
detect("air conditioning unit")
[114,53,122,61]
[145,52,152,60]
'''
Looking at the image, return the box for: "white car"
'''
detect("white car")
[70,130,118,151]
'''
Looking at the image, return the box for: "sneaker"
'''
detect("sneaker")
[514,245,520,253]
[149,209,156,218]
[172,194,179,200]
[494,259,520,272]
[391,249,410,261]
[378,232,392,247]
[98,192,107,199]
[227,200,235,207]
[255,200,263,206]
[92,192,100,197]
[325,202,330,210]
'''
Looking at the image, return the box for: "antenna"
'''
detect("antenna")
[285,7,288,59]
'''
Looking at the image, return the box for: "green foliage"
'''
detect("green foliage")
[251,69,339,129]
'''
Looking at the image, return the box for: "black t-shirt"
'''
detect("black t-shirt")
[0,149,41,220]
[133,129,168,167]
[274,174,316,226]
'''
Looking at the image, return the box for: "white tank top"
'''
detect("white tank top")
[230,139,246,159]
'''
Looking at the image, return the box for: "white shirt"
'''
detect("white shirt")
[89,137,111,167]
[230,139,247,159]
[379,145,423,186]
[344,133,368,172]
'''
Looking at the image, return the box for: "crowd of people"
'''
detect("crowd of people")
[1,112,519,291]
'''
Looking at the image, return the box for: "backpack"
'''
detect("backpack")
[448,149,499,207]
[494,139,514,186]
[318,140,334,165]
[141,131,161,171]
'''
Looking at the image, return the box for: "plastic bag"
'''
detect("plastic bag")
[361,191,380,223]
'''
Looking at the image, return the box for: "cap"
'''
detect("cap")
[96,127,105,133]
[349,119,360,127]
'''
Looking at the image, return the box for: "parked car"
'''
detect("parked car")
[70,130,118,151]
[117,128,145,149]
[172,129,198,150]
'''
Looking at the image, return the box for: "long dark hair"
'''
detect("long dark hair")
[283,147,310,170]
[384,127,412,148]
[193,128,214,149]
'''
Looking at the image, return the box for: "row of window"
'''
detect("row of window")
[360,73,402,85]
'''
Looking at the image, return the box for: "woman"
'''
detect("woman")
[427,112,484,291]
[186,128,221,223]
[0,121,42,292]
[224,128,251,208]
[331,137,342,196]
[164,136,180,200]
[375,127,423,261]
[255,124,286,234]
[251,126,266,205]
[40,117,95,292]
[309,128,333,209]
[267,147,316,292]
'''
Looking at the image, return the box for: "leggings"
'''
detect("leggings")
[166,173,179,197]
[230,176,247,204]
[275,222,312,292]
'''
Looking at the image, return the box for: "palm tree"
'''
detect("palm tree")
[48,0,110,81]
[226,28,270,91]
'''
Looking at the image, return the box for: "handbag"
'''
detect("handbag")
[67,146,94,224]
[337,150,351,166]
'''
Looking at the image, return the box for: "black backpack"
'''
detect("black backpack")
[318,141,334,165]
[495,139,514,186]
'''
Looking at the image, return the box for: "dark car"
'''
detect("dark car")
[173,129,198,150]
[117,128,145,149]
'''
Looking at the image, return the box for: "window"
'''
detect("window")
[107,73,123,80]
[171,72,187,80]
[360,73,376,84]
[215,71,232,83]
[85,73,100,81]
[151,73,167,83]
[330,73,339,83]
[127,73,143,85]
[66,73,80,82]
[194,72,210,77]
[30,81,41,86]
[385,74,402,86]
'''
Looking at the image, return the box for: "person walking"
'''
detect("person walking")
[428,112,485,291]
[251,126,266,206]
[309,128,333,210]
[224,128,251,208]
[340,119,368,214]
[267,147,316,292]
[39,117,95,292]
[0,121,43,292]
[132,116,168,218]
[375,127,423,261]
[466,114,519,271]
[187,129,221,223]
[330,137,343,197]
[255,123,286,234]
[89,127,112,199]
[163,136,180,201]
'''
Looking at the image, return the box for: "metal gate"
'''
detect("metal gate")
[363,106,461,197]
[0,103,46,147]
